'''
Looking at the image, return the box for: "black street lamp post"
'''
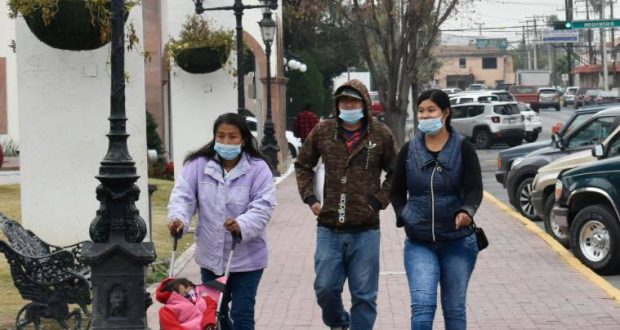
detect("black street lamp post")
[258,9,280,175]
[193,0,278,115]
[81,0,155,329]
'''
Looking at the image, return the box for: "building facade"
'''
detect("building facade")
[435,45,515,89]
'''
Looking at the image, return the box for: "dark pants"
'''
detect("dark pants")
[201,268,264,330]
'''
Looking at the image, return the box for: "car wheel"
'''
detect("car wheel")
[473,129,492,149]
[515,177,540,221]
[288,143,297,158]
[506,137,523,147]
[524,131,539,143]
[570,204,620,275]
[542,194,569,247]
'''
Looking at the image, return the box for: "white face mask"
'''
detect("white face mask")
[339,108,364,124]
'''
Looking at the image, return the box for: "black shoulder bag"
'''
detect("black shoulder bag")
[472,221,488,251]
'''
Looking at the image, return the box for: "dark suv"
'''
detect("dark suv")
[504,107,620,220]
[495,105,610,189]
[553,140,620,274]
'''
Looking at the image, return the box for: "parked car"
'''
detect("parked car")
[495,83,514,91]
[442,87,462,95]
[495,105,608,189]
[517,103,542,142]
[245,116,302,157]
[561,86,579,106]
[466,83,487,91]
[553,141,620,274]
[508,85,539,111]
[504,107,620,220]
[369,91,386,122]
[531,125,620,246]
[449,92,499,105]
[574,88,603,109]
[490,90,516,102]
[595,90,620,105]
[537,87,561,111]
[450,101,525,148]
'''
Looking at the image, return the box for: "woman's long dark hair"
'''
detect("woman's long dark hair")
[184,113,271,168]
[417,89,454,132]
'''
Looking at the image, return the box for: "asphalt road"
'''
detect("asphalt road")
[477,106,620,289]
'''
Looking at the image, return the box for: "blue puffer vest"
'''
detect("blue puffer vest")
[400,132,474,242]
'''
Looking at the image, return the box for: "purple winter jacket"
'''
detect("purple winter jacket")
[167,153,277,275]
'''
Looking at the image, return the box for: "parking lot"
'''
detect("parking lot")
[476,106,620,289]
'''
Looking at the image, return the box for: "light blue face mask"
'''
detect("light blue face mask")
[418,117,444,136]
[339,108,364,124]
[214,142,242,160]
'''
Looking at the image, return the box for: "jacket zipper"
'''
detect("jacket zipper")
[431,162,438,242]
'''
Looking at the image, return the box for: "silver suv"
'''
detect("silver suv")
[451,102,526,148]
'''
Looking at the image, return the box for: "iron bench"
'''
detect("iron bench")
[0,212,91,329]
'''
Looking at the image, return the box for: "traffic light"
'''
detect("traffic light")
[553,21,573,30]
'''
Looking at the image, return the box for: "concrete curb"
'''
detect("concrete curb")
[483,190,620,303]
[148,163,296,293]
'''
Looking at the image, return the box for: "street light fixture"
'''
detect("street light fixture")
[193,0,300,115]
[258,8,280,175]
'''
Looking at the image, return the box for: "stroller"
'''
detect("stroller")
[168,234,239,330]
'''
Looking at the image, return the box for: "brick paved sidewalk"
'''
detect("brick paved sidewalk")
[148,175,620,329]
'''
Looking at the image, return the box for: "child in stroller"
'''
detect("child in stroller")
[156,277,218,330]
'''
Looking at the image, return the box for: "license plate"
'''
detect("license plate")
[507,118,515,124]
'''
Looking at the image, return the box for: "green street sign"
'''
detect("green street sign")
[569,19,620,29]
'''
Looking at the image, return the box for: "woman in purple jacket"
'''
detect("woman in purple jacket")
[167,113,277,330]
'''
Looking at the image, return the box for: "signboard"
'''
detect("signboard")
[542,29,579,43]
[561,74,569,82]
[571,19,620,29]
[475,38,508,51]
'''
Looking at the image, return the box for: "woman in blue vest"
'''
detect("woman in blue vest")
[390,89,483,330]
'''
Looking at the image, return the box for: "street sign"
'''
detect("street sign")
[561,74,569,82]
[554,19,620,30]
[542,30,579,43]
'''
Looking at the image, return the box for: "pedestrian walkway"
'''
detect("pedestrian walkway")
[148,175,620,329]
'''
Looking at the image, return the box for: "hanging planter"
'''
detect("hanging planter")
[173,46,231,74]
[8,0,135,51]
[167,15,234,75]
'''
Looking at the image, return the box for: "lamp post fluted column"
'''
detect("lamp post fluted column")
[260,37,280,175]
[82,0,155,328]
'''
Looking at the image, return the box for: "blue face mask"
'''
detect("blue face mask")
[339,108,364,124]
[418,117,444,136]
[214,142,242,160]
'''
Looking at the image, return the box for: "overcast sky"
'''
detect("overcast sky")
[442,0,619,42]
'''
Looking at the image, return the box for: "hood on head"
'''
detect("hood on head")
[155,277,175,304]
[333,79,373,123]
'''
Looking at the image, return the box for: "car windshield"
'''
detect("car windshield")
[566,116,617,148]
[539,89,557,94]
[562,113,596,136]
[493,104,520,115]
[566,88,578,95]
[512,86,536,93]
[494,92,515,101]
[477,95,499,102]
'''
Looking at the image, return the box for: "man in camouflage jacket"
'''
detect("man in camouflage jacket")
[295,79,397,330]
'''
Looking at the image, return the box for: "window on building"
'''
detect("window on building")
[459,58,466,68]
[482,57,497,69]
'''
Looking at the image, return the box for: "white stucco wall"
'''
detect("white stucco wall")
[163,0,280,174]
[16,6,149,245]
[0,6,19,144]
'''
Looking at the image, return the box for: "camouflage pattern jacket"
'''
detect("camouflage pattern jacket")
[295,80,397,231]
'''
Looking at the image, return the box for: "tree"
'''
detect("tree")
[327,0,468,145]
[286,51,326,117]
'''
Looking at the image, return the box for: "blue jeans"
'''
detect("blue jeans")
[314,226,380,330]
[201,268,263,330]
[404,234,478,330]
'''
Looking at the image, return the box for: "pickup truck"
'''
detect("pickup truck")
[508,85,539,111]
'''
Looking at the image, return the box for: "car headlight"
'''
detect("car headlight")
[554,180,563,201]
[511,157,524,167]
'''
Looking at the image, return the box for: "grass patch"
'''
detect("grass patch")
[0,179,194,327]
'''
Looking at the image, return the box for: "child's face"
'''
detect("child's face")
[177,284,190,296]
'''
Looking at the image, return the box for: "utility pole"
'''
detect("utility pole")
[525,22,532,69]
[475,22,484,37]
[567,0,574,86]
[587,0,594,64]
[533,16,539,69]
[602,2,609,90]
[523,25,530,70]
[610,0,616,86]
